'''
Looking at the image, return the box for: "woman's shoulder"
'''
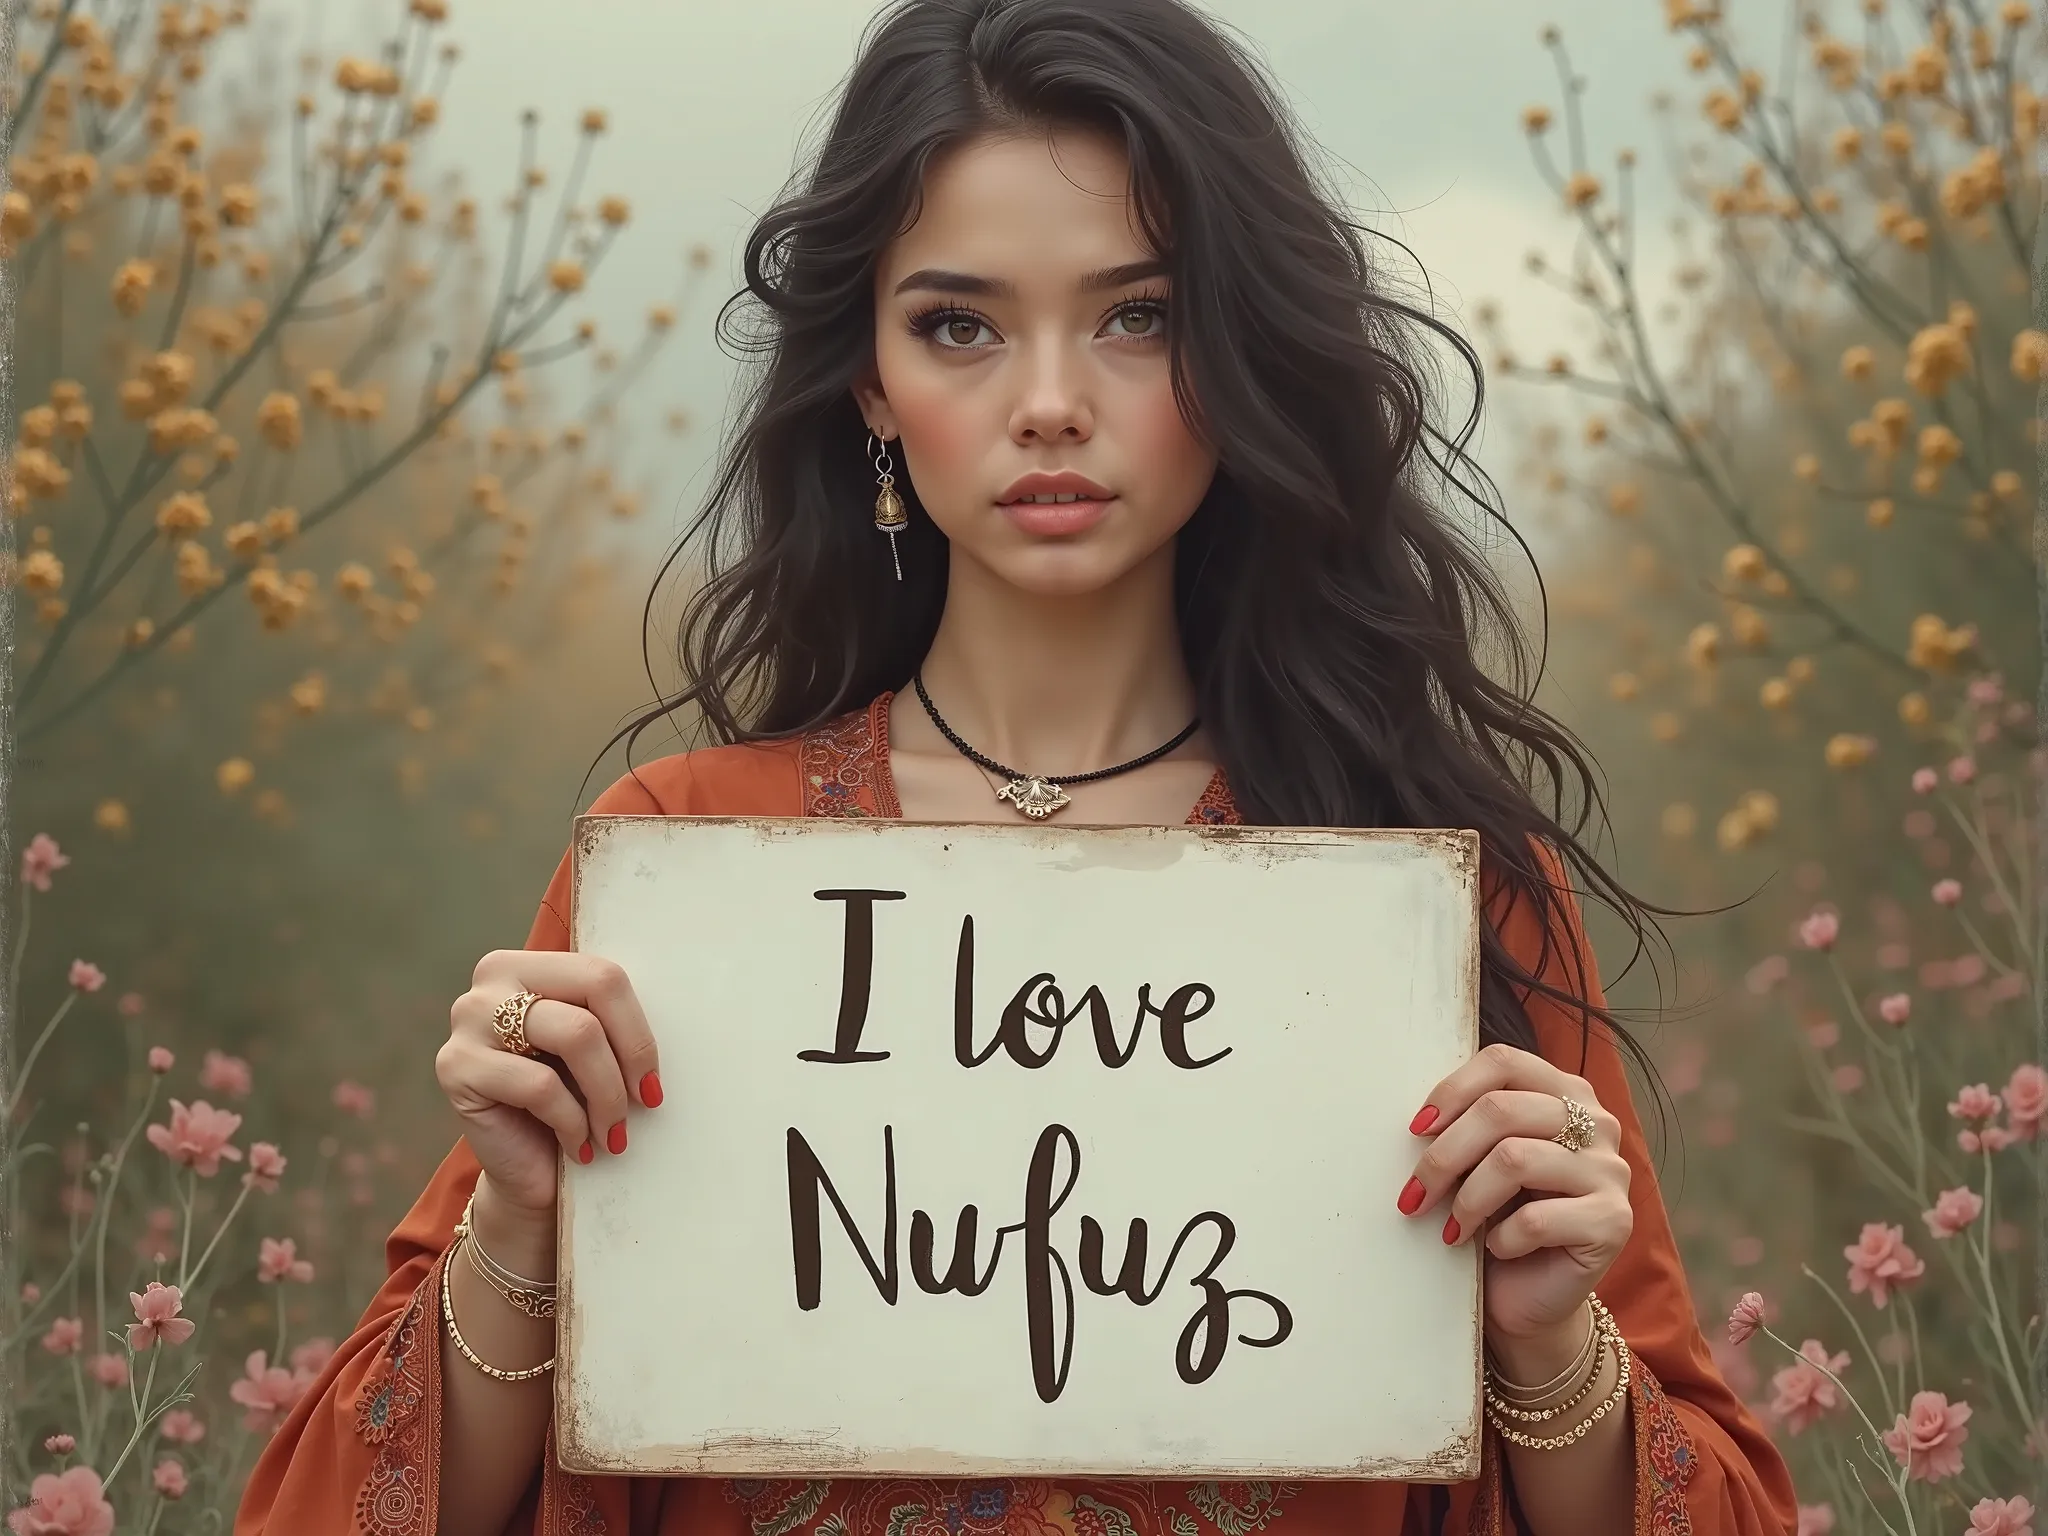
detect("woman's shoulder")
[584,736,809,819]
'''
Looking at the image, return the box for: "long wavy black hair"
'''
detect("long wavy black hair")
[595,0,1691,1115]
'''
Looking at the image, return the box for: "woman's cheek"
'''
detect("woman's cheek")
[889,379,986,517]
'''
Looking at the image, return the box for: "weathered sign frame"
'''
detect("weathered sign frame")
[557,815,1483,1481]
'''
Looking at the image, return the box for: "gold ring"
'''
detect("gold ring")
[1552,1095,1598,1153]
[491,989,543,1057]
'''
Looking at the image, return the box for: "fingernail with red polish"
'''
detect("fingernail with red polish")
[641,1071,663,1109]
[1397,1176,1427,1215]
[1442,1215,1461,1245]
[576,1140,594,1165]
[1409,1105,1440,1135]
[607,1122,627,1156]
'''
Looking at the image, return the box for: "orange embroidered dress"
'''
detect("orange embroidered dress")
[233,695,1798,1536]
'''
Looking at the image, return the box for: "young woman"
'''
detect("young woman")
[235,1,1800,1532]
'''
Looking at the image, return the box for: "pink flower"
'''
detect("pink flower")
[1882,1389,1972,1482]
[157,1411,205,1445]
[125,1282,195,1350]
[197,1051,251,1100]
[149,1461,186,1500]
[40,1436,72,1456]
[1796,1506,1836,1536]
[1911,767,1938,795]
[5,1466,114,1536]
[1923,1186,1984,1238]
[21,1283,39,1304]
[39,1318,82,1356]
[228,1349,309,1433]
[1770,1340,1851,1433]
[144,1100,243,1177]
[1933,879,1963,907]
[1950,1084,2003,1121]
[19,834,70,893]
[145,1047,173,1075]
[1844,1222,1926,1308]
[1831,1063,1864,1094]
[1948,755,1978,784]
[289,1336,336,1377]
[1982,1125,2018,1152]
[1799,909,1840,950]
[256,1237,313,1284]
[66,962,104,994]
[242,1142,286,1193]
[1877,993,1912,1026]
[2004,1064,2046,1141]
[116,993,144,1018]
[1727,1291,1767,1345]
[331,1080,376,1119]
[1966,1496,2035,1536]
[1968,676,2004,706]
[85,1354,126,1390]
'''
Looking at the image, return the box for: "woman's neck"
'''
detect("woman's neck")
[910,543,1199,774]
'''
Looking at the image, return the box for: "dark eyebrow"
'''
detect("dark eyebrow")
[891,257,1169,300]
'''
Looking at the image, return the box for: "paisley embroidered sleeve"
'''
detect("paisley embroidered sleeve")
[1468,841,1801,1536]
[231,1140,478,1536]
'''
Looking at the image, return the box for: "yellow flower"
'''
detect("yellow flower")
[1825,733,1877,769]
[1867,497,1896,527]
[13,447,72,500]
[1651,711,1683,743]
[2002,1,2032,24]
[1703,89,1744,130]
[174,541,220,595]
[125,618,155,649]
[406,705,435,732]
[1831,126,1864,162]
[223,521,265,560]
[410,0,450,20]
[1898,690,1931,726]
[1840,344,1876,380]
[94,799,131,835]
[19,548,64,593]
[1729,604,1770,649]
[1894,217,1930,250]
[334,57,400,95]
[2011,329,2048,383]
[1760,677,1793,710]
[1792,452,1821,482]
[598,195,630,227]
[1906,44,1947,93]
[1904,322,1970,395]
[1722,543,1767,581]
[219,182,258,227]
[289,672,328,714]
[262,506,300,543]
[147,407,218,454]
[1661,803,1697,839]
[1992,469,2023,499]
[334,563,375,600]
[1608,671,1640,702]
[1563,172,1602,208]
[548,260,586,293]
[112,258,157,315]
[1907,613,1976,671]
[582,107,609,134]
[1871,396,1912,449]
[1686,622,1723,668]
[648,303,676,331]
[1522,105,1553,134]
[245,566,308,631]
[1917,423,1962,464]
[1607,481,1643,516]
[1941,149,2006,219]
[216,758,255,795]
[154,491,212,540]
[1,191,36,245]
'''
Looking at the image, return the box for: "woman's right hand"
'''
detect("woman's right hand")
[437,950,663,1226]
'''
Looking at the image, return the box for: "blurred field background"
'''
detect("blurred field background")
[0,0,2041,1530]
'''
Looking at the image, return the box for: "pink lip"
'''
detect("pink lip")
[1000,496,1115,536]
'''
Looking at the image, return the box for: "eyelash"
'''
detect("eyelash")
[905,287,1172,351]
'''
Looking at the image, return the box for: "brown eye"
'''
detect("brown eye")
[946,318,980,346]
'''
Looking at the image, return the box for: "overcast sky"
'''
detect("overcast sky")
[279,0,1789,544]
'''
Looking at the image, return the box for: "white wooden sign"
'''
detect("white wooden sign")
[558,816,1482,1481]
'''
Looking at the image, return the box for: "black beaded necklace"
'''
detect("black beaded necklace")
[911,672,1201,821]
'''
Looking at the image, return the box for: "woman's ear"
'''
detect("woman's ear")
[850,375,896,440]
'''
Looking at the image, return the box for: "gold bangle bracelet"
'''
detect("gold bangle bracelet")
[462,1231,558,1320]
[1485,1299,1602,1404]
[1486,1335,1633,1450]
[441,1244,555,1383]
[454,1192,559,1294]
[1486,1334,1608,1423]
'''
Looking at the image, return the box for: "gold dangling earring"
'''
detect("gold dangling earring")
[869,431,906,581]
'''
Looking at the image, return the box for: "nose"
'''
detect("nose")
[1006,328,1095,445]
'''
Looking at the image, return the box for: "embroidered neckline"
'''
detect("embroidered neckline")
[802,690,1238,824]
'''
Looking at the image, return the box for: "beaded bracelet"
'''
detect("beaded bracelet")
[440,1238,555,1383]
[1482,1297,1632,1450]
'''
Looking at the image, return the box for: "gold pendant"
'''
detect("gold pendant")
[996,775,1070,819]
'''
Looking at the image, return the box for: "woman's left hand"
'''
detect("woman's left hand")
[1396,1041,1634,1349]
